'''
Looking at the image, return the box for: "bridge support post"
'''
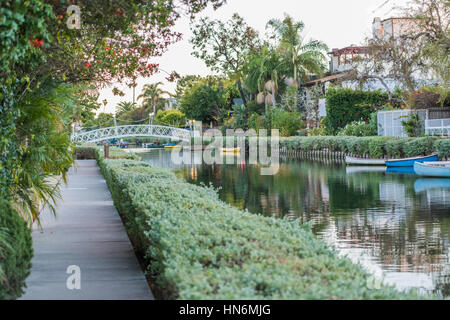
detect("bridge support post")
[104,144,110,159]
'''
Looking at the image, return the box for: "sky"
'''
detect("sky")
[97,0,410,114]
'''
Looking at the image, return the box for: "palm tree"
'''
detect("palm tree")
[267,14,329,87]
[244,46,285,109]
[116,101,137,115]
[138,82,171,116]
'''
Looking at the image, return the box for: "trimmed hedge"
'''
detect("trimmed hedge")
[96,147,141,161]
[280,136,449,159]
[97,151,422,300]
[0,200,33,300]
[325,88,389,135]
[434,139,450,159]
[74,146,97,160]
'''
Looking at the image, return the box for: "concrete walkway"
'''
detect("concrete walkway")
[22,160,153,300]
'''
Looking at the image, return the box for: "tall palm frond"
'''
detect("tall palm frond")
[116,101,137,115]
[138,82,171,114]
[267,14,329,86]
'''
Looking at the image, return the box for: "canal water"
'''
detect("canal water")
[140,149,450,298]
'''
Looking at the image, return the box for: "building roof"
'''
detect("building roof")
[329,46,370,56]
[304,73,347,86]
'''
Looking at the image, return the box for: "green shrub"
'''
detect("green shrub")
[270,109,304,137]
[0,200,33,300]
[385,139,407,159]
[308,117,327,136]
[74,146,97,160]
[154,109,186,128]
[434,139,450,159]
[308,127,326,136]
[337,112,378,137]
[401,112,423,137]
[368,137,391,159]
[96,154,422,299]
[247,100,265,114]
[325,87,388,135]
[248,113,269,133]
[403,137,437,157]
[280,136,446,159]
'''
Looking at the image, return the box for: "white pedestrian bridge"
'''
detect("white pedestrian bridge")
[71,125,192,143]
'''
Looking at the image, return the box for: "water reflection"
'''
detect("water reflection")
[140,150,450,298]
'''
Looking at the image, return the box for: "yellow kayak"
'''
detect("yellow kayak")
[164,145,181,149]
[220,147,241,153]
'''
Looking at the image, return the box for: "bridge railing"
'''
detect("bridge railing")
[71,125,192,143]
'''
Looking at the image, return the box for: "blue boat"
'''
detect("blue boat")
[414,161,450,178]
[385,154,438,167]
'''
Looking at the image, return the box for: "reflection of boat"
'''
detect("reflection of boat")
[385,154,438,167]
[220,148,240,153]
[414,161,450,178]
[345,166,387,174]
[164,143,181,149]
[145,144,164,149]
[345,156,386,166]
[386,167,416,175]
[414,178,450,193]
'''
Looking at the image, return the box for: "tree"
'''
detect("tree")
[267,14,328,87]
[154,110,186,128]
[350,35,427,96]
[117,101,137,115]
[61,84,102,129]
[96,113,115,128]
[190,13,262,111]
[175,75,202,100]
[243,46,285,110]
[179,84,226,123]
[349,0,449,99]
[401,0,449,100]
[138,82,171,116]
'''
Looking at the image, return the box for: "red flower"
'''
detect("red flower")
[366,120,369,124]
[338,121,342,125]
[29,39,43,48]
[85,63,91,68]
[106,46,110,51]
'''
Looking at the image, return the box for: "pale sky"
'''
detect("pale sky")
[97,0,409,114]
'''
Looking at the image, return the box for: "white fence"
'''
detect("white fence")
[378,109,450,137]
[425,119,450,136]
[377,110,426,138]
